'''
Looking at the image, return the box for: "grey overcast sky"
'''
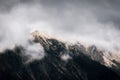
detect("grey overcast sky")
[0,0,120,51]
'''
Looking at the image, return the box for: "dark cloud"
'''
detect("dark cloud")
[35,0,120,29]
[0,0,120,30]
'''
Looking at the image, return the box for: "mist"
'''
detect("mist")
[0,0,120,54]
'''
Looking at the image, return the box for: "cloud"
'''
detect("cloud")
[25,42,45,62]
[0,0,120,53]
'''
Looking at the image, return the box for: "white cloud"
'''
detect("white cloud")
[0,2,120,54]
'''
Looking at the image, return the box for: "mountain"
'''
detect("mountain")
[0,31,120,80]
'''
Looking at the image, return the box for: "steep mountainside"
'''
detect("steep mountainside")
[0,31,120,80]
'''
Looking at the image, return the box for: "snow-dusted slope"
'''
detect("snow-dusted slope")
[0,30,120,80]
[31,31,120,68]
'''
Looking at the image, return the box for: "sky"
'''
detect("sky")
[0,0,120,52]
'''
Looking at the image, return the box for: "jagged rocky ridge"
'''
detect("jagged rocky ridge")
[0,31,120,80]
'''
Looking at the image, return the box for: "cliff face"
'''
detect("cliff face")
[0,31,120,80]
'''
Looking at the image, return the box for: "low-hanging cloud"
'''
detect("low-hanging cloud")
[0,0,120,54]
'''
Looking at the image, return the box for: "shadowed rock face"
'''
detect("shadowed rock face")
[0,32,120,80]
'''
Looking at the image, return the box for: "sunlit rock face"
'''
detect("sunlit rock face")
[0,31,120,80]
